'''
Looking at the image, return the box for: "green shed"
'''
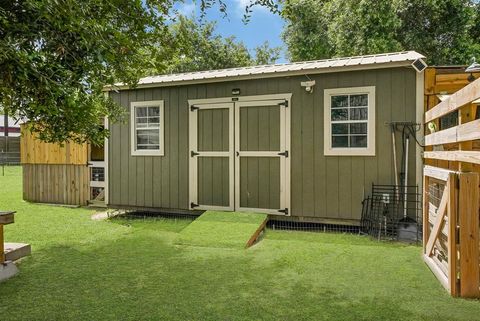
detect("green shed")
[104,51,426,226]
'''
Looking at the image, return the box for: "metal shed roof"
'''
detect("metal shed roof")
[107,51,425,90]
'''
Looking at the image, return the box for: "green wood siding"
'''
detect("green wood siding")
[240,157,280,209]
[108,67,418,223]
[198,108,229,152]
[240,106,280,152]
[198,157,229,207]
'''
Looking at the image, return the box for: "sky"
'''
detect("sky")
[175,0,287,62]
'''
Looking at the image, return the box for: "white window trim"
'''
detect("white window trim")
[324,86,375,156]
[130,100,165,156]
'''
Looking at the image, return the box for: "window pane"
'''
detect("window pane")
[350,94,368,107]
[331,95,349,108]
[137,129,160,150]
[148,131,159,144]
[139,129,158,137]
[350,135,367,147]
[332,135,348,148]
[138,145,160,150]
[331,108,348,121]
[136,107,147,117]
[350,108,368,120]
[136,117,148,128]
[136,134,149,145]
[148,107,160,116]
[134,105,161,152]
[332,123,348,134]
[350,123,367,134]
[148,117,160,126]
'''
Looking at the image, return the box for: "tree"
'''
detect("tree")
[158,16,280,74]
[0,1,279,145]
[0,0,179,145]
[282,0,480,65]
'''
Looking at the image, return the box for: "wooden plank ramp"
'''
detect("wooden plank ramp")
[176,211,268,249]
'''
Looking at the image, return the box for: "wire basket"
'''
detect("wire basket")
[360,184,422,242]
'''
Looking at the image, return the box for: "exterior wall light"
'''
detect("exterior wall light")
[466,57,480,82]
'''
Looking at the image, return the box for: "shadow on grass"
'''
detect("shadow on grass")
[0,219,478,321]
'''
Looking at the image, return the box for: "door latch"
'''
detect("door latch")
[278,151,289,157]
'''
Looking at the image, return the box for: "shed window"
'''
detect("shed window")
[324,87,375,156]
[131,101,164,156]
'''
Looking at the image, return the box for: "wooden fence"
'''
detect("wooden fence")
[23,164,90,205]
[21,125,90,205]
[20,126,87,165]
[423,75,480,298]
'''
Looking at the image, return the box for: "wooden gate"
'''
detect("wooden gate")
[423,166,479,297]
[423,75,480,298]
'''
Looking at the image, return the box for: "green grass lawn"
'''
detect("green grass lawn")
[0,166,479,321]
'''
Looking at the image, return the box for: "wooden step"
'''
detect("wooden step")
[4,243,31,262]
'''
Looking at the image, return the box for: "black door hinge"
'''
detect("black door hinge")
[278,100,288,107]
[278,151,289,157]
[190,105,199,111]
[191,202,199,209]
[191,151,200,157]
[278,208,289,215]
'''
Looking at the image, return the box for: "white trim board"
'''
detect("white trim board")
[416,71,425,194]
[103,93,110,205]
[189,102,235,212]
[234,98,290,215]
[188,93,292,107]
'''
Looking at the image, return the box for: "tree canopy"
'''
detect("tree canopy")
[1,0,176,145]
[0,0,278,145]
[282,0,480,65]
[159,16,280,74]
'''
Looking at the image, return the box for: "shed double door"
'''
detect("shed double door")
[189,98,290,215]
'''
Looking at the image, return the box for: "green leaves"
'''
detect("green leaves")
[0,1,281,144]
[282,0,480,65]
[154,16,280,75]
[0,0,173,144]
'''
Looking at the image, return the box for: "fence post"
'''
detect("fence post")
[447,172,459,296]
[458,172,480,298]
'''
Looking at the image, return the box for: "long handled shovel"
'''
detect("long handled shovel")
[391,124,399,200]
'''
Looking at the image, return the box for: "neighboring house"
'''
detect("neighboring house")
[0,115,21,137]
[0,115,22,164]
[22,51,428,226]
